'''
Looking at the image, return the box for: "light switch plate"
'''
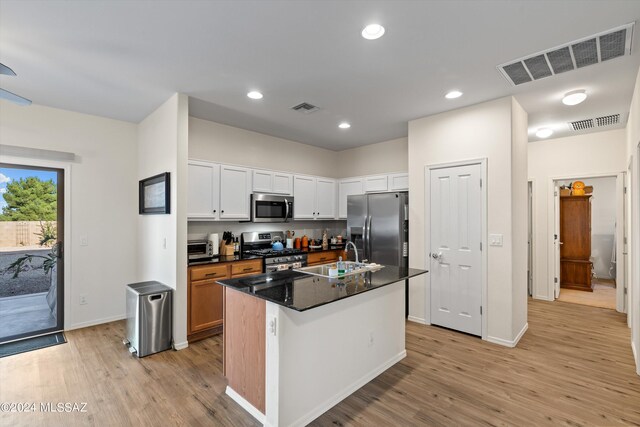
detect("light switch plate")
[489,234,503,247]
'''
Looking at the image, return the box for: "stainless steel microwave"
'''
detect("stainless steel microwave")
[187,240,213,260]
[251,194,293,223]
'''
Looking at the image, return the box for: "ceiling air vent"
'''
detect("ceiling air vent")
[569,119,594,131]
[498,23,634,86]
[595,114,620,127]
[291,102,320,114]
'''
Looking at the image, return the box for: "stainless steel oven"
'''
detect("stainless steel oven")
[251,194,293,223]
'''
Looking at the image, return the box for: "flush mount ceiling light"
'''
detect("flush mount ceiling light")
[361,24,385,40]
[445,90,463,99]
[535,128,553,138]
[562,89,587,106]
[338,122,351,129]
[247,91,263,100]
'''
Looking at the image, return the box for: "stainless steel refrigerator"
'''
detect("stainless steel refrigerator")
[347,192,409,267]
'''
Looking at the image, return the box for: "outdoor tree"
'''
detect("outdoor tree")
[0,177,57,221]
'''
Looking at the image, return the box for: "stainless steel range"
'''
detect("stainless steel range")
[241,231,308,273]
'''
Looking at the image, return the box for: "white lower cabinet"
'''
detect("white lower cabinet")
[338,178,364,219]
[293,175,336,219]
[219,165,251,220]
[188,161,220,219]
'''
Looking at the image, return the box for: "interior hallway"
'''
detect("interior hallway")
[557,278,617,310]
[0,299,638,426]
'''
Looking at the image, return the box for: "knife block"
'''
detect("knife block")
[219,242,235,256]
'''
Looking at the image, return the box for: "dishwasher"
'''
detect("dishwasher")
[124,281,173,357]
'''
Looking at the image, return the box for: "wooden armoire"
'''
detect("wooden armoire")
[560,195,593,292]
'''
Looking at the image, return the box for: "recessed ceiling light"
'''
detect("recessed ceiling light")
[536,128,553,138]
[562,90,587,106]
[338,122,351,129]
[445,90,463,99]
[361,24,385,40]
[247,91,263,100]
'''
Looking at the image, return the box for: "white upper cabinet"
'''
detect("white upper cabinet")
[388,173,409,191]
[272,172,293,195]
[364,175,388,193]
[338,178,364,219]
[293,175,336,219]
[219,165,251,220]
[293,175,316,219]
[188,158,406,222]
[188,161,220,219]
[315,178,336,219]
[252,169,273,193]
[252,169,293,195]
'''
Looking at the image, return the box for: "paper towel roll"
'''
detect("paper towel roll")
[208,233,219,255]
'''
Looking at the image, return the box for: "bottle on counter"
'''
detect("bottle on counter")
[322,229,328,250]
[234,237,239,255]
[337,256,345,275]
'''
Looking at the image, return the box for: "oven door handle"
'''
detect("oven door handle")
[284,198,290,222]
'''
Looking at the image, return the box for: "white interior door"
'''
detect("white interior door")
[554,184,561,298]
[430,164,482,336]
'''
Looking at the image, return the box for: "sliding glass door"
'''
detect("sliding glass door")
[0,163,64,343]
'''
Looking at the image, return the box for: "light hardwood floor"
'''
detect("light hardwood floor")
[1,299,638,426]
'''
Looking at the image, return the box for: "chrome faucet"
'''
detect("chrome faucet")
[345,241,359,264]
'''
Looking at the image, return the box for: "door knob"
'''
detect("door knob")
[431,252,443,260]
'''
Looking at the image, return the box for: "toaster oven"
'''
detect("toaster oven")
[188,240,213,260]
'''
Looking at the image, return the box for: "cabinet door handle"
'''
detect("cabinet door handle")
[221,210,224,213]
[242,267,253,272]
[205,273,218,277]
[213,209,217,213]
[320,257,327,261]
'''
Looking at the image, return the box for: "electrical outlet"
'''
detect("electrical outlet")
[79,294,88,305]
[162,237,167,249]
[80,234,88,246]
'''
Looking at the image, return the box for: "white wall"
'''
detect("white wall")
[0,103,138,329]
[137,93,189,348]
[528,129,626,300]
[511,98,529,341]
[334,137,408,178]
[557,177,617,279]
[408,96,528,346]
[626,65,640,375]
[189,117,338,178]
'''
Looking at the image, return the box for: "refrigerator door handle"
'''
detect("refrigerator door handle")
[366,215,372,262]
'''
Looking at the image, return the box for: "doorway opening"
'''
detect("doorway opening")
[0,163,64,344]
[553,175,621,310]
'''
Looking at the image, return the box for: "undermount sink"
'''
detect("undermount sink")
[294,261,383,279]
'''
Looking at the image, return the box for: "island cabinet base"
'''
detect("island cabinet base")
[224,280,406,427]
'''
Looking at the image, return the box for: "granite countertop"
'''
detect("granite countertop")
[216,266,428,312]
[187,245,346,267]
[188,254,262,266]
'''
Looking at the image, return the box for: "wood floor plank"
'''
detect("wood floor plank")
[0,298,638,426]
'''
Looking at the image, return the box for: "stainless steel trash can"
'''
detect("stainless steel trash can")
[124,281,172,357]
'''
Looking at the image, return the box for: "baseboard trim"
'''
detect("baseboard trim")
[407,315,427,325]
[173,340,189,351]
[487,323,528,348]
[289,350,407,427]
[533,295,554,301]
[632,341,639,376]
[226,386,265,424]
[66,313,125,330]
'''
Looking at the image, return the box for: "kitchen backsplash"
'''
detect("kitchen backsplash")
[188,220,347,242]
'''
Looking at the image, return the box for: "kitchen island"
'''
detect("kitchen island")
[217,266,427,427]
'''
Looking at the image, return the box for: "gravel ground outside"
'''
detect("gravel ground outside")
[0,249,51,298]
